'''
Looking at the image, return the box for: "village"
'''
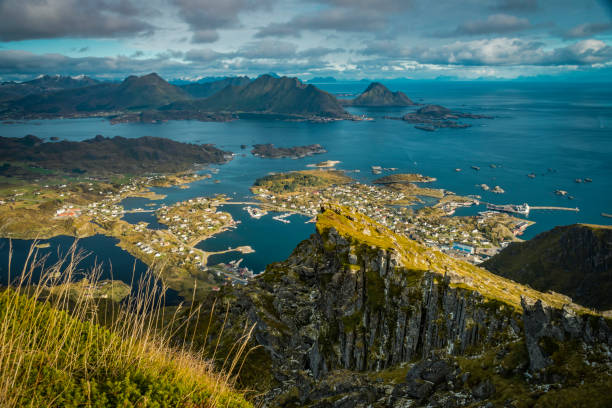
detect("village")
[251,173,533,264]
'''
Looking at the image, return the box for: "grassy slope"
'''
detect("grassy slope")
[0,289,251,407]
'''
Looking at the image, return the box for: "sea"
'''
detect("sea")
[1,81,611,292]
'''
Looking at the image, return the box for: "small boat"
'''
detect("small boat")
[585,178,593,183]
[471,166,480,171]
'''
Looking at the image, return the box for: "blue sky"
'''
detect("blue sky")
[0,0,611,81]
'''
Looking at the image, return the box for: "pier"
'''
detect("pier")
[530,206,579,212]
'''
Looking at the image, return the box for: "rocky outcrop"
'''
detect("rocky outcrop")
[199,207,612,407]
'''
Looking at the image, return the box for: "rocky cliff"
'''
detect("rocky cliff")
[483,224,612,311]
[195,207,612,407]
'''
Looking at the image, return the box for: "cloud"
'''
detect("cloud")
[184,48,225,63]
[172,0,275,43]
[0,0,153,41]
[192,30,220,44]
[0,49,189,79]
[492,0,538,12]
[433,14,531,37]
[236,40,297,59]
[561,22,612,39]
[361,37,612,66]
[255,0,409,38]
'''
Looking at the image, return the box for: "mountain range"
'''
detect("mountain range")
[0,73,189,117]
[0,73,424,121]
[0,74,99,102]
[165,75,348,118]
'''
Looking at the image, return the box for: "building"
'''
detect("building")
[452,242,475,254]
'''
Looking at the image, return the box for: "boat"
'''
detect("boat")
[244,206,267,219]
[585,178,593,183]
[471,166,480,171]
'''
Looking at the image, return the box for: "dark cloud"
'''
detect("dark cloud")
[172,0,275,43]
[561,22,612,38]
[433,14,531,37]
[0,0,154,41]
[361,38,612,66]
[191,29,220,44]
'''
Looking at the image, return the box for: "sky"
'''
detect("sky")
[0,0,611,81]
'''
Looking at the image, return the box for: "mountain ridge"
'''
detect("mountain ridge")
[343,82,415,106]
[483,223,612,310]
[165,74,348,118]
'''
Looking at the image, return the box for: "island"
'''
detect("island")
[341,82,415,106]
[251,143,327,159]
[401,104,492,130]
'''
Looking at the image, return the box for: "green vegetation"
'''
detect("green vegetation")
[0,249,252,408]
[253,169,352,194]
[373,173,436,184]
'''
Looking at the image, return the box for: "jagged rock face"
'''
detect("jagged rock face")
[204,221,612,406]
[246,229,519,378]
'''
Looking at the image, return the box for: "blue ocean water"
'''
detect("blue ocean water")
[1,81,610,282]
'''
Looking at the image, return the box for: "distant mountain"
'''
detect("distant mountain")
[342,82,414,106]
[1,73,190,117]
[0,74,100,102]
[307,77,337,83]
[166,75,348,118]
[180,76,251,99]
[483,224,612,310]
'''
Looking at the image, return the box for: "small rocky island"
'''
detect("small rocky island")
[251,143,327,159]
[402,104,492,131]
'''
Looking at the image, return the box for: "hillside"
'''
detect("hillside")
[0,74,99,102]
[483,224,612,310]
[189,205,612,407]
[166,75,348,118]
[181,76,251,98]
[0,283,250,407]
[0,134,230,179]
[1,73,190,117]
[343,82,414,106]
